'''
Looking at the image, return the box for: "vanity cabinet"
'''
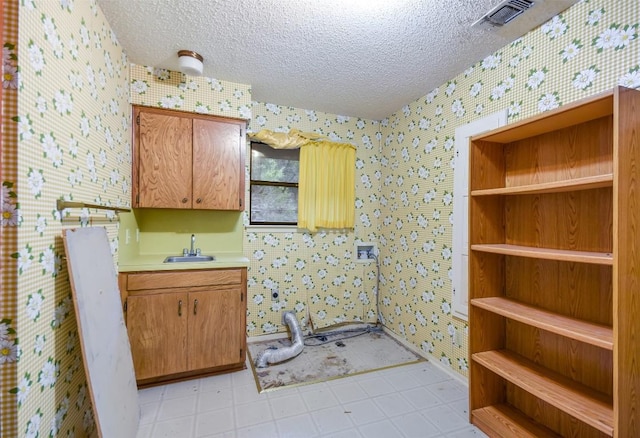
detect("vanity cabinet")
[132,106,246,210]
[119,268,247,386]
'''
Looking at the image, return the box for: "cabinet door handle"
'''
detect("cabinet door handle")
[181,198,188,204]
[193,299,198,315]
[178,299,183,316]
[196,198,202,204]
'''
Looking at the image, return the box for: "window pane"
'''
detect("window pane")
[251,142,299,183]
[250,185,298,223]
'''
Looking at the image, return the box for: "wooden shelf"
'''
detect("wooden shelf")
[472,90,613,144]
[471,297,613,350]
[469,87,640,437]
[471,174,613,196]
[470,244,613,265]
[471,404,560,438]
[472,350,614,436]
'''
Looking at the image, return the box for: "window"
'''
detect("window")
[249,142,300,225]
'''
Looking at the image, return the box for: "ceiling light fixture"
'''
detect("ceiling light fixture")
[177,50,204,76]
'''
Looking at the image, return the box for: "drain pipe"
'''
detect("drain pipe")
[255,311,304,368]
[369,253,381,325]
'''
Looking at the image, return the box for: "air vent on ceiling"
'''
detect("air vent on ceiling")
[474,0,535,27]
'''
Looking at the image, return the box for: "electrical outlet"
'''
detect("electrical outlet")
[125,229,130,244]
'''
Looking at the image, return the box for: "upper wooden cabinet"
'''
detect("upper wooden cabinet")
[133,106,246,210]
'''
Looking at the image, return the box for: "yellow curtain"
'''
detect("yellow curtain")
[298,140,356,232]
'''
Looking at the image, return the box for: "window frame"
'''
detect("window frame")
[249,141,300,226]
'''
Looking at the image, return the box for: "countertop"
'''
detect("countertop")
[118,252,249,272]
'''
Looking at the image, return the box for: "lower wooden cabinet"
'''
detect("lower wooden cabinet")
[118,268,247,386]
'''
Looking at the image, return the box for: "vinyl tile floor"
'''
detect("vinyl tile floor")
[135,356,488,438]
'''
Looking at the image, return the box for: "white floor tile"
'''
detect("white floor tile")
[310,406,355,435]
[356,419,402,438]
[194,407,235,437]
[157,394,198,421]
[421,404,468,434]
[233,383,263,405]
[408,363,451,385]
[266,385,299,399]
[371,392,414,418]
[327,381,369,404]
[275,413,319,438]
[447,426,490,437]
[425,379,468,403]
[356,376,395,397]
[269,392,309,419]
[320,429,362,438]
[231,367,256,387]
[401,386,443,410]
[342,398,385,426]
[139,401,160,425]
[382,369,422,392]
[163,379,201,400]
[234,399,273,428]
[138,385,165,404]
[235,421,279,438]
[137,352,486,437]
[391,411,441,438]
[302,387,339,411]
[448,398,470,419]
[200,373,233,392]
[151,415,195,438]
[197,386,234,412]
[135,422,154,438]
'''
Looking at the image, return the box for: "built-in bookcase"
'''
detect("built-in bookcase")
[468,86,639,437]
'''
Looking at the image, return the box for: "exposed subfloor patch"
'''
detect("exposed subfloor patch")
[247,326,424,392]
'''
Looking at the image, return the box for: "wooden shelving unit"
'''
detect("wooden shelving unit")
[468,86,640,437]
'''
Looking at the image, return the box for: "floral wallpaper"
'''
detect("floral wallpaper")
[375,0,638,374]
[245,106,382,333]
[129,63,251,120]
[2,0,638,435]
[2,0,20,434]
[2,0,130,435]
[243,0,639,378]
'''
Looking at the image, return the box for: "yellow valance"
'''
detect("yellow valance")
[249,128,327,149]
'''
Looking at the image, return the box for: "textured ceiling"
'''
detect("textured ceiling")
[97,0,578,119]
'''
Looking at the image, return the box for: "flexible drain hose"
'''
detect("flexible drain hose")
[255,311,304,368]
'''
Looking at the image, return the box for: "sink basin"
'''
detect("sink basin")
[164,255,215,263]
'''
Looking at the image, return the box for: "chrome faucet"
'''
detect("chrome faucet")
[182,234,201,257]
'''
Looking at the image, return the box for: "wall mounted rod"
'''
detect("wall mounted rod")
[56,200,131,213]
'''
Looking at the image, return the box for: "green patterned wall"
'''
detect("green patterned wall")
[245,104,382,333]
[243,0,639,380]
[376,0,638,375]
[2,0,637,435]
[2,0,130,435]
[129,63,251,119]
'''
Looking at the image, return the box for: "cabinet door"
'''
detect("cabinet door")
[193,119,244,210]
[138,111,193,208]
[127,292,188,380]
[189,288,245,370]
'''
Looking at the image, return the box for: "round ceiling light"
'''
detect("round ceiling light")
[177,50,204,76]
